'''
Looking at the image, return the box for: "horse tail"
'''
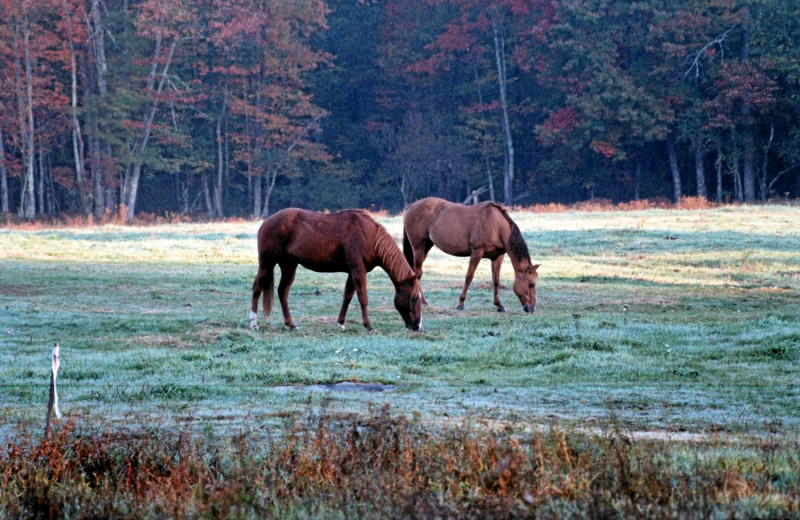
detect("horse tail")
[262,266,275,317]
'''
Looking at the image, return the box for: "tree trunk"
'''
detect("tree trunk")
[89,130,103,217]
[213,102,226,218]
[63,0,89,216]
[694,140,706,199]
[262,167,278,218]
[486,157,496,202]
[472,59,496,203]
[634,157,641,201]
[201,171,212,214]
[492,19,514,206]
[742,130,755,202]
[46,153,57,215]
[123,36,177,221]
[248,126,260,217]
[259,114,321,218]
[37,141,45,215]
[740,5,756,203]
[760,122,773,201]
[253,172,262,218]
[0,127,9,214]
[732,151,743,202]
[90,0,110,219]
[666,135,682,204]
[20,17,36,220]
[715,140,723,202]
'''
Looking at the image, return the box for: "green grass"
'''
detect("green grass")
[1,205,799,440]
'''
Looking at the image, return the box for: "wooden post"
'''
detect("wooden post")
[45,342,61,437]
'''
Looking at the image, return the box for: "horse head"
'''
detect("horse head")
[394,278,423,331]
[513,263,539,313]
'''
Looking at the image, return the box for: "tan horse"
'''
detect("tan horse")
[251,209,422,332]
[403,197,539,312]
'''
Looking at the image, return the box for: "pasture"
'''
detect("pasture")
[1,205,799,517]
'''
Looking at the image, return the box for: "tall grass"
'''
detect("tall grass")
[2,409,798,519]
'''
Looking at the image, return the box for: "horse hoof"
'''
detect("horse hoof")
[456,305,465,311]
[287,325,298,331]
[249,324,259,331]
[338,324,345,332]
[497,307,506,313]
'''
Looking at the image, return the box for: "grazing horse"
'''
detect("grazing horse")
[403,197,539,313]
[250,208,422,332]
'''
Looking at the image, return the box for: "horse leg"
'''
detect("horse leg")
[277,262,298,330]
[457,249,483,311]
[350,265,373,333]
[415,240,434,305]
[491,255,506,312]
[337,274,356,331]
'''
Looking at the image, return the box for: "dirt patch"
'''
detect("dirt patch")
[0,283,32,296]
[273,382,395,393]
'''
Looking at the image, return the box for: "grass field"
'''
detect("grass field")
[1,204,799,517]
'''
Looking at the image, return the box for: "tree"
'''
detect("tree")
[209,0,331,217]
[403,0,542,205]
[375,110,471,205]
[118,0,190,221]
[534,0,673,201]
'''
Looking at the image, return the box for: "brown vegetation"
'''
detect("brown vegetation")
[2,409,798,519]
[0,198,751,231]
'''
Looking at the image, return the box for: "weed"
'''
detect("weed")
[2,411,799,519]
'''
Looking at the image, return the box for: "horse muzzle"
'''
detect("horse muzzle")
[523,304,535,313]
[407,319,422,332]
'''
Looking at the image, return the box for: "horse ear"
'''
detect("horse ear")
[531,264,540,272]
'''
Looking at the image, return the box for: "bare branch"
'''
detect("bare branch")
[767,163,799,192]
[684,25,737,80]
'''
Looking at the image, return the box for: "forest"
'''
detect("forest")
[1,0,798,222]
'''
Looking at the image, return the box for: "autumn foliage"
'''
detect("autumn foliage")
[1,0,800,222]
[2,410,798,518]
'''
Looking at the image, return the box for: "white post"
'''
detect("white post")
[45,342,61,436]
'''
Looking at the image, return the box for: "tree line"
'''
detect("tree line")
[1,0,798,222]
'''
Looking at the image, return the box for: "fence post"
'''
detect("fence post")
[45,342,62,437]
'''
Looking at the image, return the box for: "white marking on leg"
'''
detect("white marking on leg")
[338,323,345,332]
[249,311,258,330]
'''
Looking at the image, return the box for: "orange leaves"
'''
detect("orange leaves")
[590,140,618,158]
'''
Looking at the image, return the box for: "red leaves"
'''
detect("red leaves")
[537,107,579,146]
[705,59,779,128]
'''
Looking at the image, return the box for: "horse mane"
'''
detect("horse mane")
[487,203,531,264]
[374,224,415,284]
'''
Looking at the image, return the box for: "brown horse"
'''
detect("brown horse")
[250,208,422,332]
[403,197,539,313]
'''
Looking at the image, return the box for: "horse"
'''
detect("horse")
[403,197,539,313]
[250,208,422,333]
